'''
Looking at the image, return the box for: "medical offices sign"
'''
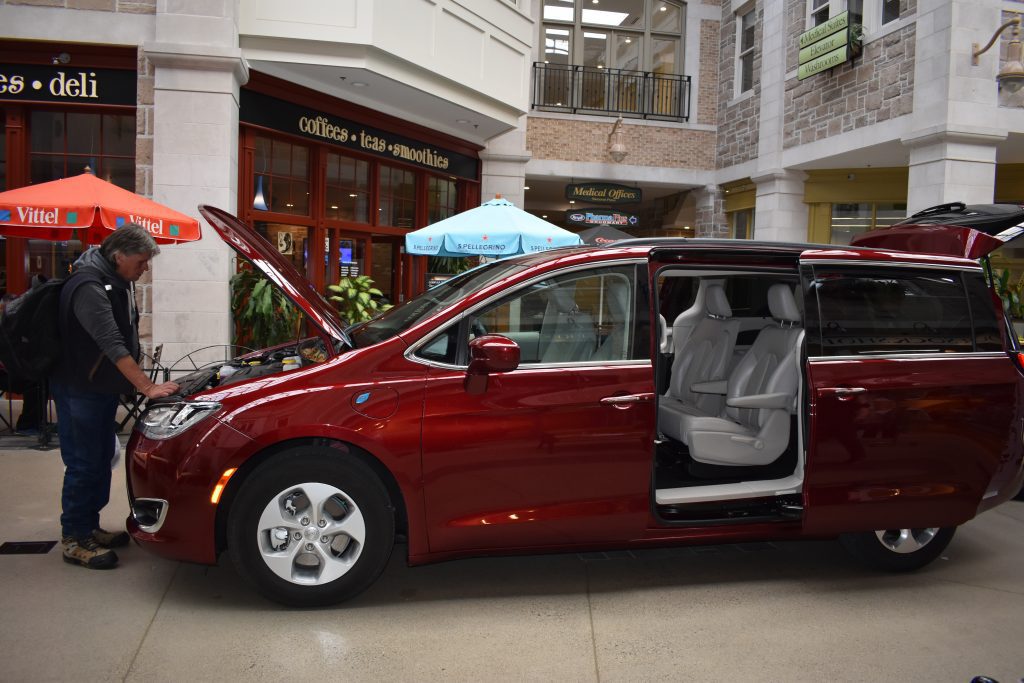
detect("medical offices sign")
[565,183,642,205]
[797,11,861,80]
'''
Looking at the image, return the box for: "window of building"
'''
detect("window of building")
[809,1,898,33]
[809,0,830,26]
[378,164,416,228]
[737,9,756,95]
[829,202,905,245]
[29,111,135,188]
[253,135,310,216]
[257,221,312,278]
[731,208,754,239]
[427,177,458,224]
[881,0,899,25]
[541,0,684,75]
[325,152,369,223]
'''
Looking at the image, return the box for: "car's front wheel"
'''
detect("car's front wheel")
[840,526,956,572]
[227,447,395,607]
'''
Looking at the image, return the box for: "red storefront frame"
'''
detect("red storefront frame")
[238,73,482,303]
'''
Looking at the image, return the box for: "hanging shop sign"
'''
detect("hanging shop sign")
[797,11,861,81]
[240,90,479,180]
[565,182,642,205]
[0,64,136,105]
[566,208,639,228]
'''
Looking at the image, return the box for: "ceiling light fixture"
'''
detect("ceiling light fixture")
[351,81,368,87]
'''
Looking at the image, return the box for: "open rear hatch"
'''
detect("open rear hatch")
[851,202,1024,259]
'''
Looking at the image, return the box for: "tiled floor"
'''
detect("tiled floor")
[1,435,1022,682]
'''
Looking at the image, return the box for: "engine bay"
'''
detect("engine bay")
[172,337,332,397]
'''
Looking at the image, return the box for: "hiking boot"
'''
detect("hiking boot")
[62,536,118,569]
[92,528,130,548]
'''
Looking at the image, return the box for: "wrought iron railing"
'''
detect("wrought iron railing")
[532,62,691,122]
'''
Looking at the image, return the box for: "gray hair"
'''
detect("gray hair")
[99,223,160,264]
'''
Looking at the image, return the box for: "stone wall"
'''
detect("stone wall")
[527,117,716,170]
[716,2,762,169]
[0,0,155,11]
[136,49,155,353]
[783,1,915,149]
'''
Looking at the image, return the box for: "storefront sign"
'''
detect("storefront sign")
[565,183,642,205]
[797,11,858,81]
[240,90,479,180]
[566,208,639,227]
[0,64,136,105]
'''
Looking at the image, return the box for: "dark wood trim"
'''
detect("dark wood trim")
[0,40,137,69]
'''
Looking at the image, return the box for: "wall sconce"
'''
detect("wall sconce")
[608,117,628,163]
[972,13,1024,93]
[253,175,269,211]
[51,52,70,65]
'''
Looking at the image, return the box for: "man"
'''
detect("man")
[52,224,179,570]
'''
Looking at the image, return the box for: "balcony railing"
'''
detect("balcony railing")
[532,62,691,122]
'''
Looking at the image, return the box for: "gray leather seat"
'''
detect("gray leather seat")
[683,283,803,467]
[538,285,597,363]
[658,284,739,442]
[592,280,631,361]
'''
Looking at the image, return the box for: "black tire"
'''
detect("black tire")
[840,526,956,572]
[227,447,395,607]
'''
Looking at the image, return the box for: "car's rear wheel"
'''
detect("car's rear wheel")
[840,526,956,572]
[227,447,394,607]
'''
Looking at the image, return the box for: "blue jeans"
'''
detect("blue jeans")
[51,381,120,539]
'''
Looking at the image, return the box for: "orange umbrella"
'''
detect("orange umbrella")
[0,172,201,244]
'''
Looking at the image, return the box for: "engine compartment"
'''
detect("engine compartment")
[172,337,331,397]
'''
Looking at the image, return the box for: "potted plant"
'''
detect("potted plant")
[230,268,301,348]
[993,267,1024,338]
[328,274,392,325]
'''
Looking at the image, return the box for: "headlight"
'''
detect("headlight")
[138,401,221,440]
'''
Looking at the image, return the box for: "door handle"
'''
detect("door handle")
[600,393,655,408]
[821,387,867,401]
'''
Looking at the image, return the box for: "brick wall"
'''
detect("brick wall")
[527,117,716,169]
[697,19,721,125]
[783,1,915,149]
[1,0,155,11]
[716,2,762,169]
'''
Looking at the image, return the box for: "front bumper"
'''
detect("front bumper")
[126,417,254,565]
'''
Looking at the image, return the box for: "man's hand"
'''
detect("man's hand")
[143,381,179,399]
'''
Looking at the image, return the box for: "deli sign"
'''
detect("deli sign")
[0,64,136,105]
[797,11,860,81]
[565,183,642,205]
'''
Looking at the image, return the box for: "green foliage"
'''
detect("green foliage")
[230,269,301,348]
[993,268,1024,319]
[328,275,392,325]
[427,256,472,275]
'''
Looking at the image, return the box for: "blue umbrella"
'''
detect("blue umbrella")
[405,197,583,258]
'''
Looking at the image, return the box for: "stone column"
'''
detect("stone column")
[904,132,1004,213]
[751,169,807,242]
[480,120,531,208]
[143,3,248,367]
[695,184,726,238]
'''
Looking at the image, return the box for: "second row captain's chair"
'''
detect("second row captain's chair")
[682,283,803,467]
[658,284,739,442]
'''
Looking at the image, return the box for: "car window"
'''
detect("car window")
[963,271,1004,352]
[808,267,978,356]
[416,265,641,366]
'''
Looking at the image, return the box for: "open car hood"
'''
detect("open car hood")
[199,205,349,344]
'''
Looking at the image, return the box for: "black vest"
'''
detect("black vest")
[54,266,138,395]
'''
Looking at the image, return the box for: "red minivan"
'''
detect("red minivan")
[125,205,1024,606]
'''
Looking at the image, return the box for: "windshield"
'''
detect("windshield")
[348,260,528,347]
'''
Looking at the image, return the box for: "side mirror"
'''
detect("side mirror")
[465,335,520,394]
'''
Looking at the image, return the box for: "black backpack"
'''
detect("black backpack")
[0,278,68,383]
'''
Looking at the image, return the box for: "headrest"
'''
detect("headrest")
[768,283,801,323]
[704,284,732,318]
[548,286,578,313]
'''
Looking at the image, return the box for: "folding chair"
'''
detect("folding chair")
[118,344,163,432]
